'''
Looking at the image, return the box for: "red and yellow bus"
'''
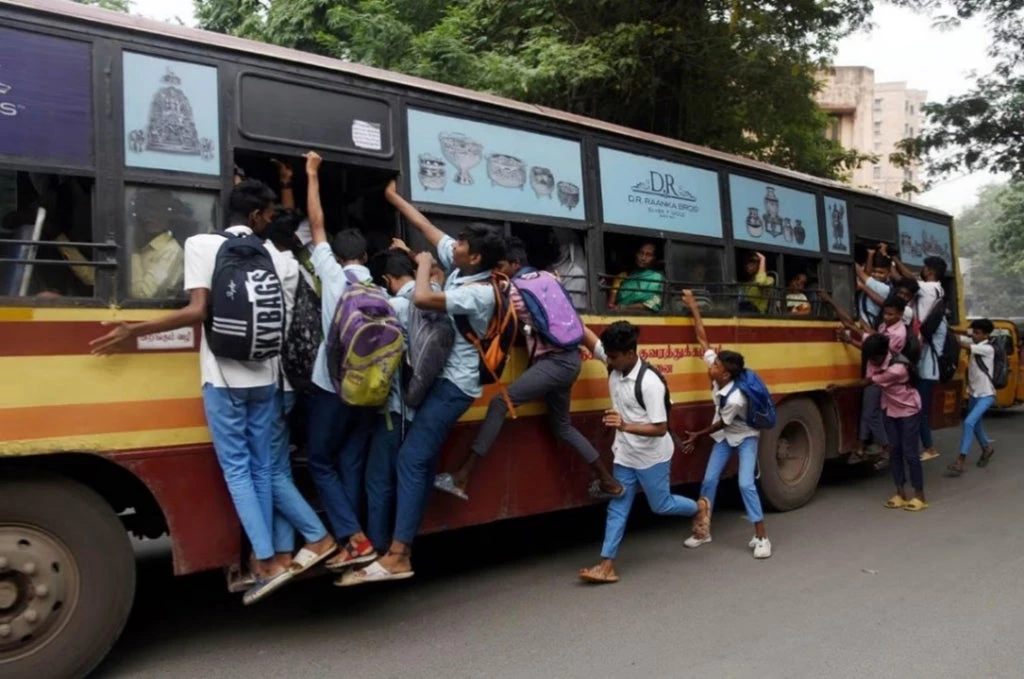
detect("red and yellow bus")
[0,1,965,676]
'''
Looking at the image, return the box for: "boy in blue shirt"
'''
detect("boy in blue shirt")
[340,180,504,585]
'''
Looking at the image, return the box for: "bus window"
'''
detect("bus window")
[667,242,724,314]
[602,233,666,313]
[235,152,396,257]
[828,262,855,318]
[125,185,218,300]
[735,248,780,315]
[511,224,588,310]
[782,255,822,316]
[0,170,99,299]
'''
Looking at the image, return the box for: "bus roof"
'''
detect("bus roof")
[9,0,950,219]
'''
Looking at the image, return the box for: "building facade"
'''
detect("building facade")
[816,67,926,201]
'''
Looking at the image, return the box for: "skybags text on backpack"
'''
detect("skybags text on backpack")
[207,232,286,362]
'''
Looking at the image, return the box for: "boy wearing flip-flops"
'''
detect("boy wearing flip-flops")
[861,333,928,511]
[578,320,710,584]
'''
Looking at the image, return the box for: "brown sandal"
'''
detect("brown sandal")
[326,538,377,571]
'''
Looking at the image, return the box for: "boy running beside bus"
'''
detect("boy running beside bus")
[339,180,503,585]
[578,320,710,584]
[434,236,623,502]
[681,290,772,559]
[947,318,999,477]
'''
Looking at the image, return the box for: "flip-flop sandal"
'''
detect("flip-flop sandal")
[588,479,626,501]
[579,567,619,584]
[945,464,965,478]
[242,569,294,606]
[326,539,377,572]
[977,448,995,468]
[290,541,338,575]
[847,450,868,466]
[884,494,907,509]
[920,449,940,462]
[334,560,415,587]
[434,473,469,501]
[903,498,928,512]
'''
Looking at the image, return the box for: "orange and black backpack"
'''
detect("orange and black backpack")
[454,271,519,411]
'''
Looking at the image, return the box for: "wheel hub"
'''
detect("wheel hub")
[0,527,76,662]
[776,420,811,484]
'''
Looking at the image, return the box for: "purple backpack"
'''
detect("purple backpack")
[512,270,584,351]
[326,271,405,407]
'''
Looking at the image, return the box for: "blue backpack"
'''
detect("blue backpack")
[719,369,776,430]
[206,232,285,362]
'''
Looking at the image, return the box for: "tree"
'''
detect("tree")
[193,0,875,180]
[891,1,1024,187]
[955,182,1024,317]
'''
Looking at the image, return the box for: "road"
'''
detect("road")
[96,410,1024,679]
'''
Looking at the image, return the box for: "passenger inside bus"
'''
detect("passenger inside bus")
[0,171,96,298]
[785,271,812,315]
[510,224,589,310]
[736,249,776,314]
[604,236,665,312]
[125,188,193,299]
[669,244,724,314]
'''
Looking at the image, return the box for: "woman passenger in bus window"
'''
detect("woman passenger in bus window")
[785,271,812,315]
[608,241,665,312]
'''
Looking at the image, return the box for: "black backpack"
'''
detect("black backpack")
[282,274,322,391]
[932,330,961,383]
[632,360,685,452]
[206,232,285,361]
[400,287,455,408]
[977,338,1009,390]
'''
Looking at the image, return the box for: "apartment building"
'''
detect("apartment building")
[816,67,926,201]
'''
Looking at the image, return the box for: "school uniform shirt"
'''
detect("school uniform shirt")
[385,279,440,420]
[183,225,291,389]
[918,318,948,381]
[902,305,914,325]
[914,281,944,322]
[703,349,760,446]
[859,277,890,326]
[264,241,301,393]
[130,231,184,299]
[437,235,497,399]
[879,320,907,355]
[309,242,373,394]
[608,359,674,469]
[960,336,996,398]
[870,356,922,417]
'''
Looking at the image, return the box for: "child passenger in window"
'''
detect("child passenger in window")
[738,251,774,313]
[608,241,664,312]
[785,271,811,315]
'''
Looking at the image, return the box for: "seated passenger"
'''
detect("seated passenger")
[608,241,664,312]
[737,251,774,313]
[549,229,588,309]
[129,189,189,299]
[785,272,811,315]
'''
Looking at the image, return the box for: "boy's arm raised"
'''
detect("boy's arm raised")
[385,180,446,248]
[682,289,710,352]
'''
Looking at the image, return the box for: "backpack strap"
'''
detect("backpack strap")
[718,382,740,415]
[975,339,996,386]
[633,361,649,411]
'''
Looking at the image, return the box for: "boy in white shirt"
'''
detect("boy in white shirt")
[681,290,772,559]
[90,180,297,603]
[578,320,709,584]
[948,318,997,476]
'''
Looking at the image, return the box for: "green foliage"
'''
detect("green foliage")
[955,182,1024,316]
[193,0,876,180]
[73,0,130,11]
[890,1,1024,186]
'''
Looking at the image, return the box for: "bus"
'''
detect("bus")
[0,0,966,676]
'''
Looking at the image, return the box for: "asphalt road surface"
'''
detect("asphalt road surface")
[96,410,1024,679]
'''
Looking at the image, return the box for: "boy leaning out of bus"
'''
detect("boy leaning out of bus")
[859,333,927,511]
[681,290,772,559]
[579,320,710,584]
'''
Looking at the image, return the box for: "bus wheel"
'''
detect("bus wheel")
[0,473,135,679]
[757,398,826,512]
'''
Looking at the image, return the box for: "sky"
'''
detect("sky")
[130,0,999,217]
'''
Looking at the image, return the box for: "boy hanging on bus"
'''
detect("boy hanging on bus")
[260,208,338,576]
[301,152,381,572]
[338,180,504,585]
[578,320,710,584]
[858,333,927,511]
[855,248,893,328]
[90,179,300,604]
[433,236,623,503]
[681,290,773,559]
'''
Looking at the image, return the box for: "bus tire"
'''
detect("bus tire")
[0,473,135,679]
[757,398,826,512]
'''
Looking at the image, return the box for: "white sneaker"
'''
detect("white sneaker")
[748,536,758,549]
[753,537,772,559]
[684,534,712,549]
